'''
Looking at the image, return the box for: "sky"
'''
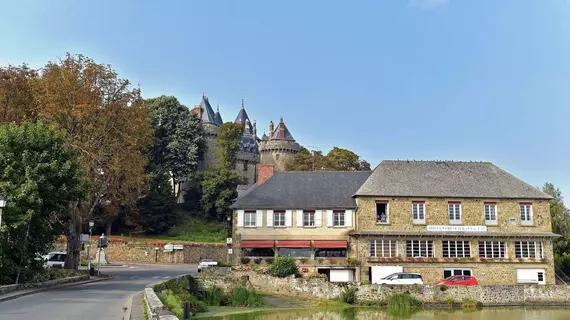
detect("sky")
[1,0,570,197]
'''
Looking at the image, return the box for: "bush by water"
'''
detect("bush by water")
[269,257,299,277]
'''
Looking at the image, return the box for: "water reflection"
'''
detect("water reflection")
[202,307,570,320]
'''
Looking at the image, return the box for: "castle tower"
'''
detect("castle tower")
[260,117,300,171]
[191,94,220,172]
[233,99,260,184]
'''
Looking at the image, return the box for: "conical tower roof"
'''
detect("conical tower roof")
[234,99,254,135]
[198,94,217,124]
[214,105,224,125]
[271,117,295,141]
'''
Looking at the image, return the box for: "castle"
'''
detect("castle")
[191,94,300,184]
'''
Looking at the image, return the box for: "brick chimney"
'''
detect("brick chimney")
[257,164,275,185]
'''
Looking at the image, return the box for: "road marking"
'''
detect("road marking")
[152,276,160,279]
[129,266,139,269]
[162,276,170,279]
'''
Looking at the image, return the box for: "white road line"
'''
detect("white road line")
[152,276,160,279]
[162,276,170,279]
[129,276,138,279]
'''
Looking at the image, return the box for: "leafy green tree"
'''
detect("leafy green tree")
[216,122,243,168]
[148,96,204,198]
[542,182,570,255]
[285,146,370,172]
[0,122,84,284]
[138,169,176,234]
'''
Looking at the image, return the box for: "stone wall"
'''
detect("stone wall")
[82,241,226,264]
[198,270,570,306]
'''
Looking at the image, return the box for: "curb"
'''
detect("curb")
[124,292,134,320]
[0,276,112,303]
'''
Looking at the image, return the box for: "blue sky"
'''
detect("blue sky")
[1,0,570,198]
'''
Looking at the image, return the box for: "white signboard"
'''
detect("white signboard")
[427,225,487,232]
[226,238,233,244]
[80,234,89,242]
[173,245,184,250]
[164,244,173,250]
[228,248,233,254]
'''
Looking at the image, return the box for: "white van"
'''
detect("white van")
[375,272,423,285]
[44,252,67,268]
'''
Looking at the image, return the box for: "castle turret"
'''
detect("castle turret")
[260,117,300,172]
[233,99,259,184]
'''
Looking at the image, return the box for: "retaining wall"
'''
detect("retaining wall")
[0,275,89,296]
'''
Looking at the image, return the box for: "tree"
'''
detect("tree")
[138,169,176,234]
[285,146,371,172]
[216,122,244,168]
[147,96,204,198]
[542,182,570,256]
[0,64,39,124]
[37,54,152,268]
[0,122,84,284]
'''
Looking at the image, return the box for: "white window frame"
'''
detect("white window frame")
[333,210,345,227]
[443,268,473,278]
[406,240,434,258]
[484,203,498,225]
[520,203,533,225]
[478,240,507,259]
[442,240,471,258]
[244,211,256,227]
[448,202,462,224]
[376,201,389,224]
[369,239,398,258]
[412,202,426,224]
[303,211,315,227]
[273,211,286,227]
[515,240,544,259]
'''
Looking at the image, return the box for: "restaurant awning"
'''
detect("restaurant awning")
[277,240,311,248]
[313,240,347,248]
[241,240,275,248]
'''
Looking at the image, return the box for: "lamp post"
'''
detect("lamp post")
[0,195,6,230]
[88,221,94,275]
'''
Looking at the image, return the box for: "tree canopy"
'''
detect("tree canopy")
[285,146,371,171]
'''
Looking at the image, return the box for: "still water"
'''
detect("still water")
[202,308,570,320]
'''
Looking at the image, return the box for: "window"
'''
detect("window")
[443,269,472,279]
[406,240,434,257]
[376,201,389,224]
[448,202,461,224]
[515,241,543,259]
[244,211,256,227]
[369,239,398,258]
[442,240,471,258]
[537,272,544,282]
[333,211,345,227]
[412,201,425,224]
[479,241,507,258]
[242,248,274,257]
[303,211,315,227]
[278,247,310,258]
[243,160,248,171]
[273,211,285,227]
[484,203,497,224]
[520,203,533,225]
[314,248,347,258]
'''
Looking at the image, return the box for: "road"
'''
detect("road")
[0,263,197,320]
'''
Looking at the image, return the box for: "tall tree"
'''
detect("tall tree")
[0,64,39,123]
[147,96,204,198]
[0,122,84,284]
[200,122,243,220]
[138,169,176,234]
[37,54,152,268]
[285,146,371,172]
[542,182,570,255]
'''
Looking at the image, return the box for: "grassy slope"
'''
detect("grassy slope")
[142,209,227,243]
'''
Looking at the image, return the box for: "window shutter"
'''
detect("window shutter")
[326,210,333,227]
[256,210,263,227]
[345,210,353,227]
[315,210,323,227]
[296,210,303,227]
[237,210,244,227]
[286,210,293,227]
[266,210,274,227]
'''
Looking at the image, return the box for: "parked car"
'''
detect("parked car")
[434,275,479,286]
[197,259,218,272]
[43,252,67,268]
[375,273,424,285]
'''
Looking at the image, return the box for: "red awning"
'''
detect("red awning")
[313,240,347,248]
[277,240,311,248]
[241,240,275,248]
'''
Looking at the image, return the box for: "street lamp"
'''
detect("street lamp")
[87,221,94,275]
[0,195,6,230]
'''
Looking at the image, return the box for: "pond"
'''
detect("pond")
[198,307,570,320]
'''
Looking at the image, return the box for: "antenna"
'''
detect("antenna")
[306,145,321,171]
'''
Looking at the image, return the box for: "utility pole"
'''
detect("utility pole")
[306,146,321,171]
[88,221,94,275]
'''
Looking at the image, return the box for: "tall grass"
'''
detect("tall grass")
[228,287,265,307]
[203,286,226,306]
[339,287,357,305]
[461,298,482,310]
[158,289,208,318]
[387,293,421,318]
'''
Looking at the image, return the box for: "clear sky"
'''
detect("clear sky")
[1,0,570,197]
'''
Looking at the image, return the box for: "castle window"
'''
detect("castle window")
[243,160,248,171]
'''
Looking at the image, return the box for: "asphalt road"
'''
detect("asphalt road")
[0,263,197,320]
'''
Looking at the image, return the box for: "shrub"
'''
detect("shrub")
[339,286,357,305]
[264,258,274,265]
[461,298,482,310]
[240,257,251,265]
[217,261,232,267]
[154,275,201,297]
[253,258,262,265]
[439,284,448,292]
[443,297,456,305]
[269,257,299,277]
[203,286,226,306]
[387,293,421,317]
[228,287,264,307]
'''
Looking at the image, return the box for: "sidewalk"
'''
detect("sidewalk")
[129,291,145,320]
[0,276,110,303]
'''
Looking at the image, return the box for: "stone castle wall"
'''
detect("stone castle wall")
[260,140,300,172]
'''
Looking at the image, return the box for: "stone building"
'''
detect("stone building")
[230,160,559,285]
[191,94,300,184]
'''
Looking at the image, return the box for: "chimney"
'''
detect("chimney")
[257,164,275,185]
[253,120,257,138]
[269,121,274,139]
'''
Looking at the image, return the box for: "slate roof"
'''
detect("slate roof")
[197,95,217,124]
[237,184,258,199]
[234,105,254,135]
[214,105,223,125]
[271,118,295,141]
[239,133,259,154]
[355,160,551,199]
[230,171,371,209]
